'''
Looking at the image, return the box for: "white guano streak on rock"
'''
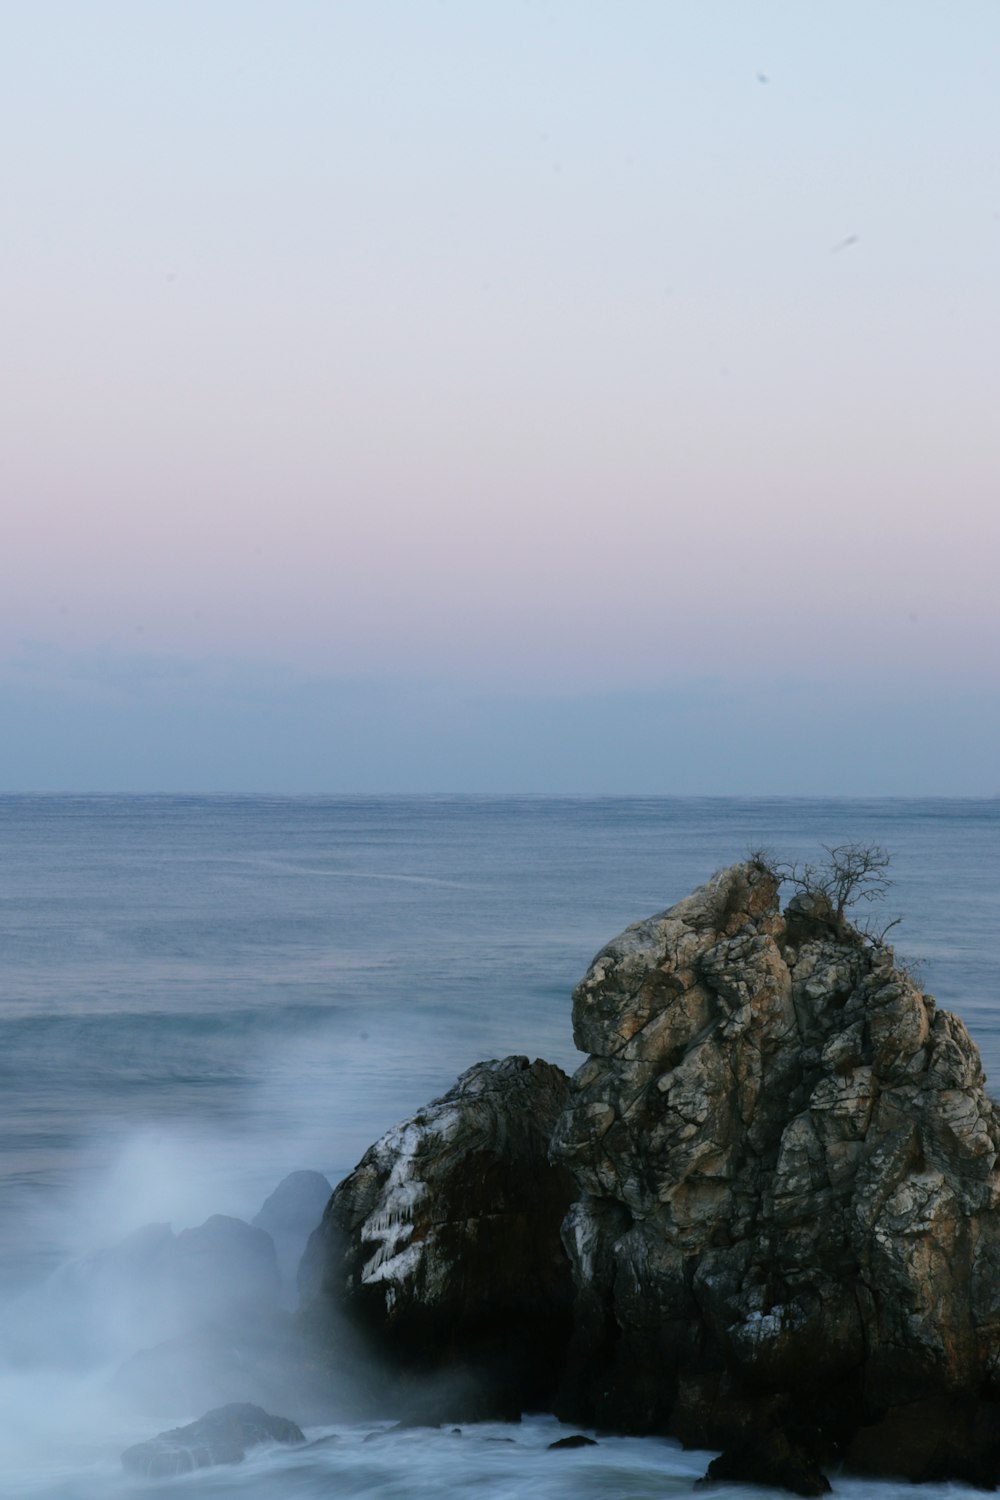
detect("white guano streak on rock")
[360,1110,460,1288]
[567,1200,604,1286]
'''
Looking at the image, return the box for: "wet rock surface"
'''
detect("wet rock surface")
[298,1055,576,1422]
[120,1401,303,1477]
[549,860,1000,1488]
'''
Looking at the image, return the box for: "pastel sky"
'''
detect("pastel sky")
[2,2,998,791]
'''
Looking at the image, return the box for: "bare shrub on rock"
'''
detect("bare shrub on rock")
[749,841,901,946]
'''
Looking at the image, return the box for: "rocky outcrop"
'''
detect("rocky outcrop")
[298,1055,576,1422]
[288,860,1000,1487]
[168,1215,281,1329]
[121,1402,303,1477]
[98,1181,337,1421]
[253,1170,332,1303]
[17,1194,336,1422]
[29,1213,279,1364]
[550,860,1000,1488]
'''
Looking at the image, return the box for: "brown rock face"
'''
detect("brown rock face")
[550,861,1000,1482]
[298,1056,575,1422]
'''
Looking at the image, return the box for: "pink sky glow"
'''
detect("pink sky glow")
[2,3,998,788]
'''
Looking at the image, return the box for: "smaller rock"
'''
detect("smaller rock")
[548,1433,598,1450]
[700,1431,831,1497]
[121,1402,303,1478]
[29,1214,280,1364]
[298,1055,575,1422]
[253,1170,332,1301]
[845,1396,1000,1487]
[171,1215,280,1326]
[301,1433,340,1450]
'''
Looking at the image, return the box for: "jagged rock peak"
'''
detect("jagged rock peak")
[568,858,782,1061]
[551,860,1000,1487]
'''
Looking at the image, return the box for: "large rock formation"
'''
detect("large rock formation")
[294,861,1000,1488]
[298,1055,576,1422]
[550,860,1000,1489]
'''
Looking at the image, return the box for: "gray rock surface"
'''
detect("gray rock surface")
[549,860,1000,1485]
[121,1401,303,1477]
[298,1055,576,1421]
[253,1170,332,1302]
[68,1206,338,1424]
[170,1215,280,1329]
[28,1213,279,1363]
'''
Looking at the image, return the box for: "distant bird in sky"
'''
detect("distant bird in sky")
[756,71,769,83]
[832,234,860,252]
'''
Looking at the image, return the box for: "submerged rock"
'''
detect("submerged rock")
[298,1055,576,1422]
[550,860,1000,1487]
[120,1401,303,1477]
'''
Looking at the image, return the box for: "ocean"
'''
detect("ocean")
[1,794,997,1498]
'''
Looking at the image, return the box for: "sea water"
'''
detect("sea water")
[1,794,997,1498]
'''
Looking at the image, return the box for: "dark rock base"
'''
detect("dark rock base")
[700,1430,832,1496]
